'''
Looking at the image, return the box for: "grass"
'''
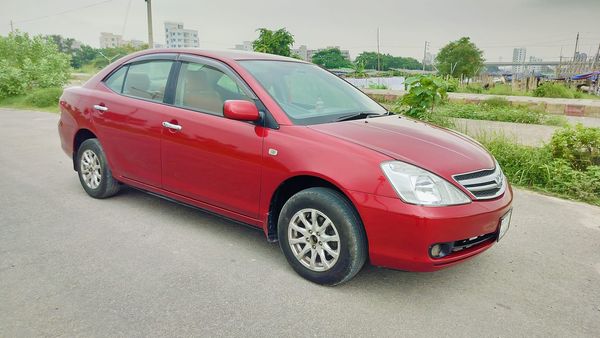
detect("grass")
[434,98,568,126]
[456,83,600,100]
[477,131,600,206]
[0,87,63,113]
[367,83,389,90]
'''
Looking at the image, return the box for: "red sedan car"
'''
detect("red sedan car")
[58,49,512,285]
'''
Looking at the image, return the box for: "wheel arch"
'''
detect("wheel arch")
[72,128,97,171]
[266,174,366,244]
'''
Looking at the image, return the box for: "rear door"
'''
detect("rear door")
[91,54,176,187]
[160,56,264,218]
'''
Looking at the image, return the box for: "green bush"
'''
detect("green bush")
[445,77,459,92]
[0,32,71,98]
[479,133,600,205]
[549,124,600,170]
[533,83,575,99]
[25,87,63,107]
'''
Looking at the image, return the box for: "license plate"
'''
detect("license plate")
[498,209,512,241]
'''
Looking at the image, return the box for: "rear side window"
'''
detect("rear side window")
[174,62,251,116]
[122,61,173,103]
[104,66,128,93]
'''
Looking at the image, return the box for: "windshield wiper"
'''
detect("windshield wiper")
[336,112,385,122]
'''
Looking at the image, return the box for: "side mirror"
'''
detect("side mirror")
[223,100,260,121]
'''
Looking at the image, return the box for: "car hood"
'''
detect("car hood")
[309,115,495,178]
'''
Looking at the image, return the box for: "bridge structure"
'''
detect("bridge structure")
[484,61,560,67]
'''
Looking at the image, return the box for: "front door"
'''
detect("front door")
[161,59,264,218]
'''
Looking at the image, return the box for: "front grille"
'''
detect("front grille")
[453,164,506,200]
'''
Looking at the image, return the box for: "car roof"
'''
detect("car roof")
[145,48,307,63]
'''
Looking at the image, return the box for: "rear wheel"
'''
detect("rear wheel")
[76,139,120,199]
[278,187,367,285]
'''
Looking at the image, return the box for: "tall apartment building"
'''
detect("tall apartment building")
[512,47,527,74]
[164,22,199,48]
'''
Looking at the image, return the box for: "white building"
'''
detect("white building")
[512,47,527,74]
[99,33,146,49]
[164,22,199,48]
[529,56,543,74]
[100,32,124,49]
[292,45,351,63]
[234,41,253,52]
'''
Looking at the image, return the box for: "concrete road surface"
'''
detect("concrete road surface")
[1,108,599,337]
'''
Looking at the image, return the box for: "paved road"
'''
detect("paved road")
[1,109,600,337]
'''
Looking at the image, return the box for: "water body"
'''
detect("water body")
[344,76,405,90]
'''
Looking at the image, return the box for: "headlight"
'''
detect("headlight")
[381,161,471,206]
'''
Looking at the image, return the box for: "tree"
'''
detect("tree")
[354,52,422,71]
[71,44,98,69]
[311,48,352,69]
[46,35,76,55]
[0,32,71,97]
[435,37,484,78]
[252,28,294,56]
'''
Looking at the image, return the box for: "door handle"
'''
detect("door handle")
[93,104,108,112]
[162,121,182,131]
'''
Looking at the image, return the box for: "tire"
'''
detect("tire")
[278,187,367,285]
[76,139,120,199]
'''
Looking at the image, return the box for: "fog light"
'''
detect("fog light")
[429,243,453,258]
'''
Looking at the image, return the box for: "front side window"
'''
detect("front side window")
[122,60,173,102]
[174,62,251,116]
[239,61,386,125]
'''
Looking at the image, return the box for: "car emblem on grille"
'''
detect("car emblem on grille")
[494,175,502,188]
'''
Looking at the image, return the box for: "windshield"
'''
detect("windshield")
[239,60,386,125]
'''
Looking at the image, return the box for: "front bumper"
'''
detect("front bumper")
[346,185,513,272]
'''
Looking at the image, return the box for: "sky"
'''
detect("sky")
[1,0,600,62]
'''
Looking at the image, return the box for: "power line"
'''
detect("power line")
[13,0,116,24]
[121,0,133,37]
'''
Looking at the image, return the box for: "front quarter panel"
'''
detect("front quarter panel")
[259,125,395,222]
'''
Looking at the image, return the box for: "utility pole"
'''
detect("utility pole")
[422,41,429,71]
[10,20,14,33]
[571,32,579,76]
[557,47,563,78]
[376,27,381,72]
[145,0,154,48]
[591,43,600,71]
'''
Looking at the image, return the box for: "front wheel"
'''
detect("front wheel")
[76,139,120,199]
[278,187,367,285]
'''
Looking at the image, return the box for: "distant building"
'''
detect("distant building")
[292,45,350,62]
[128,39,145,49]
[234,41,253,52]
[100,32,124,49]
[529,56,543,74]
[512,47,527,74]
[164,22,199,48]
[293,45,309,60]
[99,32,145,49]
